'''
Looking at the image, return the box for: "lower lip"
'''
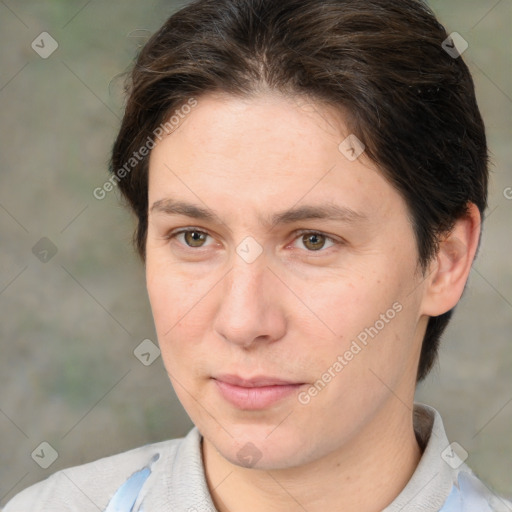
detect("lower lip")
[213,380,304,410]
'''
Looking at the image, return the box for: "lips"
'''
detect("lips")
[212,374,305,410]
[214,374,302,387]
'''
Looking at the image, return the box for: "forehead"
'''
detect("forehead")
[150,91,357,173]
[147,92,406,227]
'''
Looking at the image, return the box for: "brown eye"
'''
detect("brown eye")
[183,230,208,247]
[291,231,339,253]
[302,233,327,251]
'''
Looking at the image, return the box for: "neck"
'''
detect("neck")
[202,401,422,512]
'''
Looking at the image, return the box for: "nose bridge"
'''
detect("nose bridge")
[223,254,269,317]
[214,251,284,347]
[226,230,270,300]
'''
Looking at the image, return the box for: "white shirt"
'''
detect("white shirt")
[4,404,511,511]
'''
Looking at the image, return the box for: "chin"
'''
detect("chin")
[204,419,317,470]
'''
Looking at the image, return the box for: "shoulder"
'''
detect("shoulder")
[385,404,512,512]
[3,436,186,512]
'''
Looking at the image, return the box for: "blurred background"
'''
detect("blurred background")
[0,0,510,505]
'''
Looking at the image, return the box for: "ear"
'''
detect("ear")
[420,202,481,317]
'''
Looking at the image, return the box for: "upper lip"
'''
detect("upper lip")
[213,374,303,387]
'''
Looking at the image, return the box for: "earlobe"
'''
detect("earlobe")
[420,203,481,317]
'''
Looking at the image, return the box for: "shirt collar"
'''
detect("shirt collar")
[143,403,463,511]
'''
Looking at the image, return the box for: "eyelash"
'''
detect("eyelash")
[166,227,342,253]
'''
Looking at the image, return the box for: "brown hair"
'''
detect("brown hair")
[110,0,488,381]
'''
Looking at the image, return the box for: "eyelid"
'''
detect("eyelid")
[165,227,209,239]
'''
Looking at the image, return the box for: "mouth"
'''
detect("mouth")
[212,374,306,410]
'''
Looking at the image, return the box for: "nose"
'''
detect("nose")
[213,257,287,349]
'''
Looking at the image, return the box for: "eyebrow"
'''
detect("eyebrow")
[150,198,367,229]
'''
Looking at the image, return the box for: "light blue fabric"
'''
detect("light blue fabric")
[439,472,495,512]
[104,454,159,512]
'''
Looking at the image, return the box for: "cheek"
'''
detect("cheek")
[146,266,219,420]
[147,255,205,325]
[146,259,222,366]
[303,268,388,340]
[301,262,419,375]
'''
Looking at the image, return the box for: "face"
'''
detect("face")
[146,92,429,470]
